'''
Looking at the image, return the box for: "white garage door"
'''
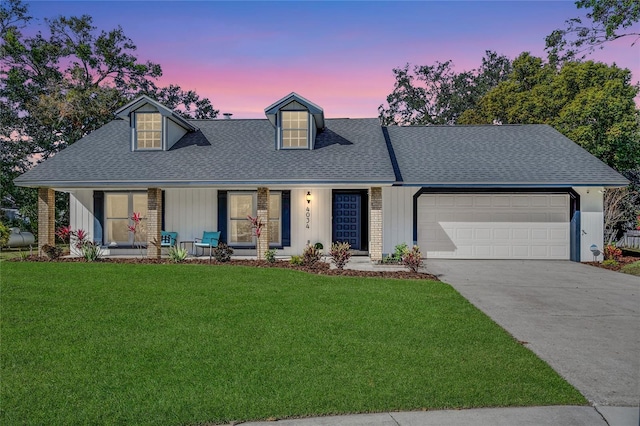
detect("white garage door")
[417,194,570,259]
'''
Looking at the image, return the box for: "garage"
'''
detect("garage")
[417,193,570,259]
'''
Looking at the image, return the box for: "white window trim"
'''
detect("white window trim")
[134,111,163,151]
[228,191,282,247]
[104,192,148,247]
[279,110,309,150]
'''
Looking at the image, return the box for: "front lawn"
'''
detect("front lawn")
[1,263,585,425]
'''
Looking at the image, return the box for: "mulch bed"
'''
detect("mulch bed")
[584,255,640,271]
[9,256,439,281]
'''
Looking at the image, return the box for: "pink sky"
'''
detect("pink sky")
[29,1,640,118]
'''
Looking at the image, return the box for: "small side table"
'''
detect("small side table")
[180,241,195,255]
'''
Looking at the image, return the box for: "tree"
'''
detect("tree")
[378,50,512,126]
[1,0,218,230]
[459,53,640,172]
[546,0,640,62]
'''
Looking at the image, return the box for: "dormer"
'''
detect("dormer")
[115,95,198,151]
[264,92,325,150]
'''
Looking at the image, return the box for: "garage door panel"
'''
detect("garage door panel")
[418,194,570,259]
[531,229,548,240]
[494,228,510,240]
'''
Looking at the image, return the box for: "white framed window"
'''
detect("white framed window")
[135,112,162,149]
[281,111,308,148]
[228,191,282,246]
[105,192,147,246]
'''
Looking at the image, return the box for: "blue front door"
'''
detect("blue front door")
[333,193,361,250]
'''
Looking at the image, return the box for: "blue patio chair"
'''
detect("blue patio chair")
[160,231,178,249]
[194,231,221,260]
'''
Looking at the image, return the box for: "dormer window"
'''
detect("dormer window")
[264,92,325,151]
[135,112,162,149]
[115,95,198,152]
[282,111,309,148]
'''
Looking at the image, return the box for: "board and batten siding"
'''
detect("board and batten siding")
[288,188,332,255]
[382,187,415,256]
[69,190,95,255]
[164,189,217,244]
[573,187,604,261]
[69,189,95,235]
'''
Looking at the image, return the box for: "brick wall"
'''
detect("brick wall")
[370,187,382,262]
[147,188,162,258]
[256,187,269,260]
[37,188,55,256]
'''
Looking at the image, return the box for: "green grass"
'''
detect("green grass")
[1,263,585,425]
[621,260,640,276]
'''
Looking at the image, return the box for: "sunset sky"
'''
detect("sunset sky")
[27,1,640,118]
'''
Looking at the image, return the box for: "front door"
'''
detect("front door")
[333,193,361,250]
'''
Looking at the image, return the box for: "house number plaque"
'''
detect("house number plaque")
[305,206,310,229]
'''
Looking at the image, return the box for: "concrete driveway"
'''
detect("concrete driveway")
[427,260,640,408]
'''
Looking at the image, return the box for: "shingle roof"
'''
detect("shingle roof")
[386,124,628,186]
[14,118,396,187]
[15,118,627,188]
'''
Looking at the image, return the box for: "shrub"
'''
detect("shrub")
[264,248,277,263]
[301,244,322,267]
[290,255,303,266]
[394,242,409,259]
[329,241,351,270]
[81,241,103,262]
[603,244,622,261]
[602,259,619,268]
[212,243,234,262]
[382,243,410,264]
[42,244,63,259]
[0,222,9,248]
[402,245,423,273]
[168,246,188,263]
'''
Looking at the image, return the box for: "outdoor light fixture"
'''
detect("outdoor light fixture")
[306,191,311,204]
[590,244,601,261]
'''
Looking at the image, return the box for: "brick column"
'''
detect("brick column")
[37,188,56,256]
[147,188,162,259]
[370,187,383,262]
[256,187,269,260]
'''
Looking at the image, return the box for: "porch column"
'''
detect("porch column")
[37,187,56,256]
[257,187,269,260]
[147,188,162,259]
[370,187,383,262]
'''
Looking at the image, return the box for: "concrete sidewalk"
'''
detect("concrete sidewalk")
[235,405,640,426]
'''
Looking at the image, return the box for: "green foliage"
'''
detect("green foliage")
[301,244,322,267]
[1,262,585,424]
[289,255,303,266]
[459,54,640,171]
[602,259,619,268]
[401,245,424,273]
[212,243,233,262]
[80,241,102,262]
[0,222,10,247]
[329,241,352,270]
[379,50,512,125]
[545,0,640,62]
[621,261,640,276]
[382,243,410,264]
[168,246,188,263]
[264,248,277,264]
[0,0,218,229]
[394,242,410,259]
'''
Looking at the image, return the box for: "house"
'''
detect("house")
[14,93,628,262]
